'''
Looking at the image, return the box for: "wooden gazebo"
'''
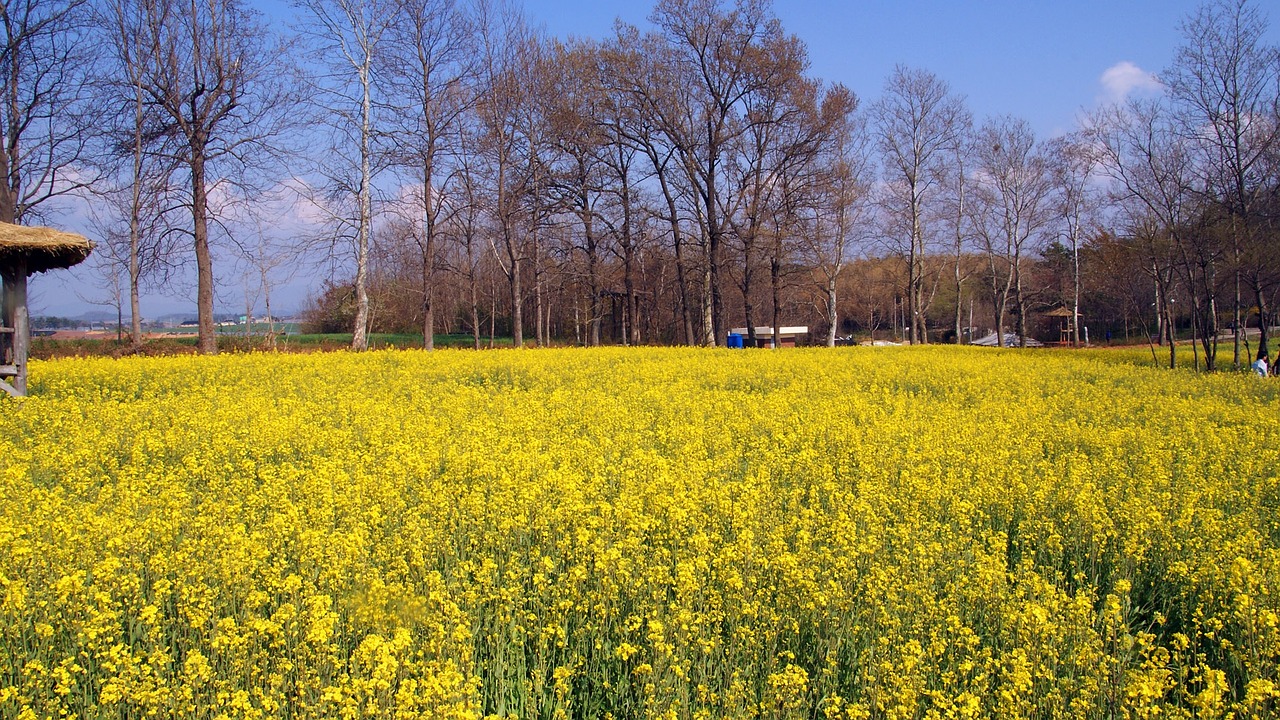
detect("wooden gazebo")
[0,222,93,397]
[1044,306,1082,346]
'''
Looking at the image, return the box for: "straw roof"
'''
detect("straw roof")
[1042,307,1080,318]
[0,222,93,274]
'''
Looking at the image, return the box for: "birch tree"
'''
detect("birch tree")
[296,0,396,351]
[971,116,1053,347]
[1046,133,1098,348]
[937,113,974,344]
[797,102,871,347]
[871,66,967,344]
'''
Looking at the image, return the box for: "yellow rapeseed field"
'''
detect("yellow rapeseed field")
[2,346,1278,719]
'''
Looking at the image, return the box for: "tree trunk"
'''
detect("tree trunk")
[1256,282,1272,363]
[587,215,600,347]
[129,86,144,351]
[422,257,434,351]
[621,177,639,346]
[623,246,636,347]
[626,276,637,346]
[0,148,13,223]
[509,254,523,347]
[667,211,694,344]
[421,157,437,351]
[673,228,694,345]
[1189,296,1201,371]
[1012,258,1026,347]
[489,273,497,348]
[709,242,723,346]
[1234,266,1242,368]
[191,151,217,355]
[953,256,963,344]
[700,241,714,346]
[993,297,1006,349]
[1158,284,1176,369]
[908,188,929,345]
[1203,296,1217,371]
[771,255,781,349]
[351,62,373,352]
[129,249,142,347]
[908,206,920,344]
[826,277,838,347]
[1071,235,1081,347]
[534,243,545,347]
[263,270,277,350]
[1154,274,1164,346]
[470,275,480,351]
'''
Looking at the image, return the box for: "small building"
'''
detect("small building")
[728,326,809,348]
[1043,306,1083,346]
[1,222,93,397]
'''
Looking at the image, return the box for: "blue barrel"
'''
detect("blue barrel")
[726,333,744,348]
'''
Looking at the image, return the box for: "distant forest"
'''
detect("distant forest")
[7,0,1280,368]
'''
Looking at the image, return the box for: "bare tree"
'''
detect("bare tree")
[594,74,650,347]
[799,104,872,346]
[296,0,397,351]
[130,0,293,354]
[1046,133,1098,347]
[936,112,975,345]
[543,39,610,346]
[517,39,559,348]
[222,202,298,348]
[602,27,698,344]
[89,178,175,348]
[1088,99,1199,368]
[1165,0,1280,366]
[644,0,794,346]
[447,120,489,349]
[721,46,817,347]
[871,66,967,344]
[383,0,473,350]
[759,82,858,349]
[96,0,185,350]
[83,245,128,342]
[471,0,540,348]
[971,116,1053,347]
[0,0,99,225]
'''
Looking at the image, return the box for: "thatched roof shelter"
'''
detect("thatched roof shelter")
[1,222,93,397]
[0,222,93,275]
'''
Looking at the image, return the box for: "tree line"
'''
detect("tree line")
[8,0,1280,366]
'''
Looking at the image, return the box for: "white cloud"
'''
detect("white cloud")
[1099,61,1163,104]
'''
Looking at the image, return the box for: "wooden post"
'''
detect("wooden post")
[1,259,27,397]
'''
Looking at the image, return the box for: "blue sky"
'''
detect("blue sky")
[522,0,1245,137]
[34,0,1279,319]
